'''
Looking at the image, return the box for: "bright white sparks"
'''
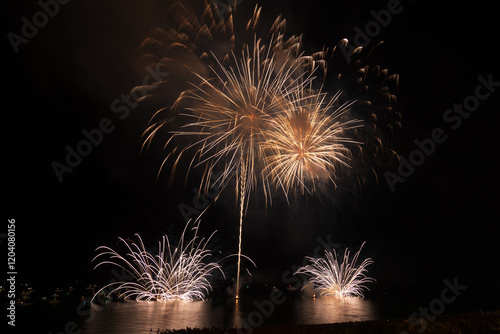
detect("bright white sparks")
[92,220,224,302]
[295,242,374,298]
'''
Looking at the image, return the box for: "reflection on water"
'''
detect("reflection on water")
[80,294,378,334]
[292,295,378,324]
[81,300,230,334]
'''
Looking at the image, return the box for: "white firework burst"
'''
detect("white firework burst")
[295,242,374,298]
[92,220,224,302]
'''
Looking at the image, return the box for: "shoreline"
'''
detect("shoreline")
[158,309,500,334]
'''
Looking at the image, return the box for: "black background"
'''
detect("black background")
[3,0,500,315]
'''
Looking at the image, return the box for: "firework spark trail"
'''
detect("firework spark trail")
[236,156,246,298]
[92,220,224,302]
[295,242,374,298]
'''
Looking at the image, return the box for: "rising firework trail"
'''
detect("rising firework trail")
[133,0,398,298]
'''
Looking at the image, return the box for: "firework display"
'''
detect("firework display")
[263,88,362,198]
[8,0,499,330]
[92,220,223,301]
[133,0,399,298]
[295,242,374,298]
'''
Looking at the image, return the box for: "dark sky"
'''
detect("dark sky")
[4,0,500,308]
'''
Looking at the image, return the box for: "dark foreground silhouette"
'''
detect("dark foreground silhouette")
[155,310,499,334]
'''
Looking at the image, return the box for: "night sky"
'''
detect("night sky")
[4,0,500,311]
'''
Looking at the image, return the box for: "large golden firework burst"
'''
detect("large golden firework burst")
[133,0,399,297]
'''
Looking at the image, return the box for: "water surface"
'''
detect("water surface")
[80,294,379,334]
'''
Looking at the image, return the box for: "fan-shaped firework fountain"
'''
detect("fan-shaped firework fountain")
[134,0,399,297]
[92,220,224,302]
[295,242,374,298]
